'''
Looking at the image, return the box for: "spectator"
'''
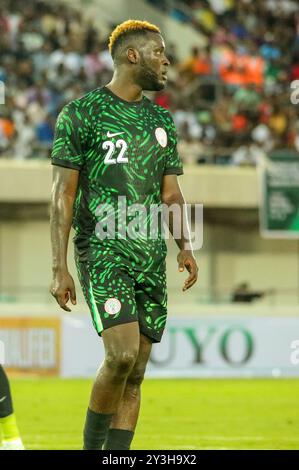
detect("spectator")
[13,114,36,160]
[178,46,212,84]
[268,104,288,137]
[231,282,272,303]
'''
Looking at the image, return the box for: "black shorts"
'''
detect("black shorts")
[75,257,168,343]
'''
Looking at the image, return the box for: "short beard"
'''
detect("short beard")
[135,59,165,91]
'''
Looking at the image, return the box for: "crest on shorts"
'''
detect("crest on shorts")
[104,298,121,316]
[155,127,167,148]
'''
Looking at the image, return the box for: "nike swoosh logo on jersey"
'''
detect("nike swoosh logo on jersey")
[0,396,6,402]
[107,131,125,138]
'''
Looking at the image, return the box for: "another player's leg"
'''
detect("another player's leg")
[103,334,152,450]
[83,322,140,450]
[0,365,24,450]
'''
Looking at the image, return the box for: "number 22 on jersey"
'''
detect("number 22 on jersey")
[102,139,128,164]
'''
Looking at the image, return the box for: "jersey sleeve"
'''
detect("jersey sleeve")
[164,114,184,176]
[51,102,87,170]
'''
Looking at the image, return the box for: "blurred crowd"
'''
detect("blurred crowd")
[149,0,299,164]
[1,0,299,165]
[0,0,113,159]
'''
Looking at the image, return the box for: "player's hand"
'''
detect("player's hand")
[177,250,198,292]
[50,271,77,312]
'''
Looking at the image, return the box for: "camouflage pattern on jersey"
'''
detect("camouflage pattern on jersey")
[51,86,183,273]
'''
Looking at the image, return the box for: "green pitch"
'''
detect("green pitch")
[9,378,299,450]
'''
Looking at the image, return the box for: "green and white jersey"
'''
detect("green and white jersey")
[51,86,183,272]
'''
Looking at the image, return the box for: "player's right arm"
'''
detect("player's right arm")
[50,167,79,312]
[49,101,87,311]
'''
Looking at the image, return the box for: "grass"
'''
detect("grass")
[8,378,299,450]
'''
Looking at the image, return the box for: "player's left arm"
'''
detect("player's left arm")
[161,174,199,291]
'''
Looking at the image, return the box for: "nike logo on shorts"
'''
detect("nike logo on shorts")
[0,396,6,402]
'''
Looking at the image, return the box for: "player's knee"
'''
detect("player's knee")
[105,349,138,377]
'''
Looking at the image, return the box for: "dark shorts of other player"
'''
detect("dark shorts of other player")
[75,255,168,343]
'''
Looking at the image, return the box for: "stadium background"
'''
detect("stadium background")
[0,0,299,449]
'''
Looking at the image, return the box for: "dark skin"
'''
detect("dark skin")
[161,174,198,292]
[50,31,198,440]
[50,166,78,312]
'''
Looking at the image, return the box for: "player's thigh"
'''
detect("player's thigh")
[136,334,152,367]
[102,322,140,363]
[127,334,152,384]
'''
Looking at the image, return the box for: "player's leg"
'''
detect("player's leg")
[103,270,167,450]
[0,365,24,450]
[103,333,152,450]
[83,322,140,450]
[89,322,140,413]
[76,259,150,449]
